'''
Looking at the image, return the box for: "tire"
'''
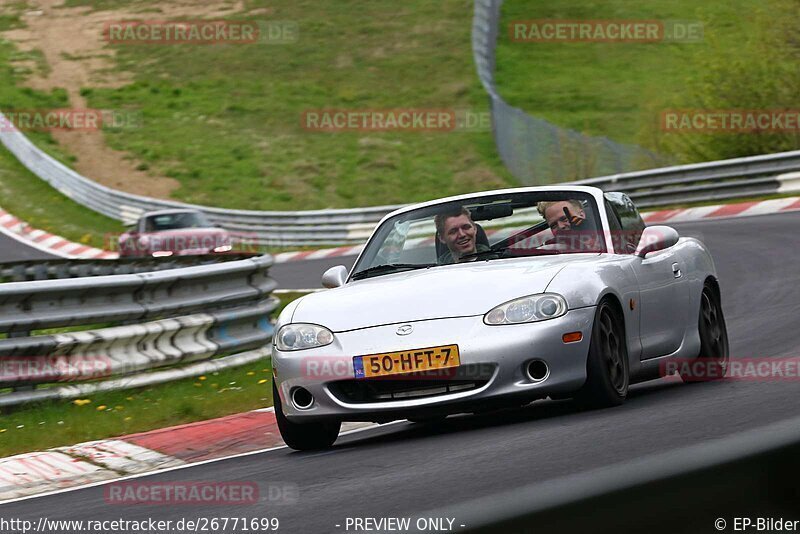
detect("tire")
[273,381,340,451]
[575,300,630,408]
[680,282,729,383]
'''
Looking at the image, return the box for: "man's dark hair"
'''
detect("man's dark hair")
[434,207,473,236]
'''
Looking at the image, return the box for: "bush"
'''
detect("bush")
[644,0,800,161]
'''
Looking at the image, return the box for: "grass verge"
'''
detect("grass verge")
[494,0,762,147]
[0,148,125,249]
[0,359,273,457]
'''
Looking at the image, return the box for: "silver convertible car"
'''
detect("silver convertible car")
[272,186,729,450]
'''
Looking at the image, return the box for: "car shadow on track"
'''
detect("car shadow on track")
[327,378,699,452]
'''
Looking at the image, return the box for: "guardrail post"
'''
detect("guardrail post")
[7,330,35,392]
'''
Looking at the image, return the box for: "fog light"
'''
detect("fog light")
[525,360,549,382]
[291,387,314,410]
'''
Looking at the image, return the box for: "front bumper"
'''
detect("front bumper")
[273,307,595,422]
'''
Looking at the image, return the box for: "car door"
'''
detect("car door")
[605,193,689,359]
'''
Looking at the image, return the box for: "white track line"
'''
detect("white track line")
[0,420,401,506]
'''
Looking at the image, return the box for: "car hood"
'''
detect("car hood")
[292,255,601,332]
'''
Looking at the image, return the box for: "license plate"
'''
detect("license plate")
[353,344,460,379]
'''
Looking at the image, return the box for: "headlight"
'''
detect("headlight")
[484,293,567,325]
[276,323,334,351]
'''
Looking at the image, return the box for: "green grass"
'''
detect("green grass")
[0,2,124,248]
[0,150,125,249]
[0,0,515,245]
[494,0,763,148]
[0,359,274,457]
[73,0,514,211]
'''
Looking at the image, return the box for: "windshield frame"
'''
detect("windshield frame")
[142,211,213,232]
[348,187,608,283]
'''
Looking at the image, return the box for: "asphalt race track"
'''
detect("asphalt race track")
[2,212,800,532]
[0,231,58,263]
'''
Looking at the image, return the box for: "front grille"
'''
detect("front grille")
[330,378,488,403]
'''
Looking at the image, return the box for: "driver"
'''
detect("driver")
[537,200,586,234]
[434,207,489,264]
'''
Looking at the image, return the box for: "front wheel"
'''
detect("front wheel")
[680,282,729,382]
[273,381,340,451]
[574,300,629,408]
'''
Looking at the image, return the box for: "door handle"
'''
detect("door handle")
[672,262,682,278]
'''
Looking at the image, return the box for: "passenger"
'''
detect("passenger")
[537,200,586,234]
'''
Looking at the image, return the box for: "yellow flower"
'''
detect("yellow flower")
[194,382,203,387]
[115,405,124,411]
[0,429,6,433]
[199,376,207,381]
[247,371,255,376]
[96,405,107,411]
[79,233,92,244]
[258,379,268,384]
[124,416,132,422]
[73,399,91,406]
[126,396,135,401]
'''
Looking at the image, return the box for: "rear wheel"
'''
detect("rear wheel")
[680,282,729,382]
[575,300,629,408]
[273,381,340,451]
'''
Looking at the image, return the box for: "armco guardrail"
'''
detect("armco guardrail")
[3,106,800,246]
[0,253,258,282]
[0,115,401,247]
[0,254,277,406]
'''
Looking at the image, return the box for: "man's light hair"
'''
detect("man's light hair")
[537,199,583,218]
[434,207,473,236]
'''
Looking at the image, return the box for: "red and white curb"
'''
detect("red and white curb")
[0,207,116,260]
[640,195,800,224]
[0,408,376,502]
[3,196,800,264]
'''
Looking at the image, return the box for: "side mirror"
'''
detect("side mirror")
[636,226,679,258]
[321,265,348,288]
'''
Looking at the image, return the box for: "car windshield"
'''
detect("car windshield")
[351,191,605,280]
[144,212,212,232]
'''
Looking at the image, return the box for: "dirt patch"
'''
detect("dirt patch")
[1,0,245,198]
